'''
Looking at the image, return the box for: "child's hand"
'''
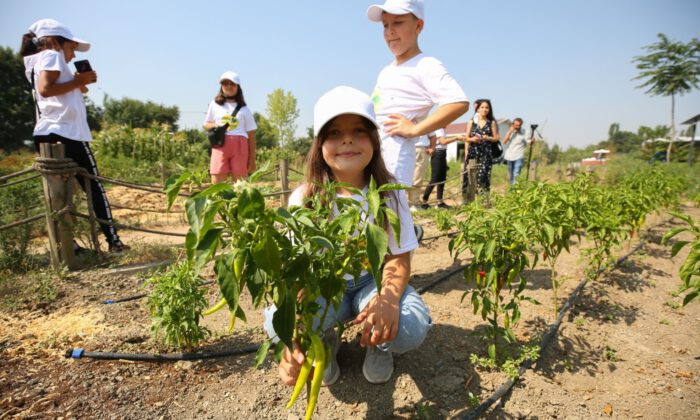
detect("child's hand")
[355,290,401,347]
[383,113,417,139]
[74,70,97,86]
[279,341,305,386]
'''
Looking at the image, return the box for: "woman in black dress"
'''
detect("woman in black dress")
[462,99,500,204]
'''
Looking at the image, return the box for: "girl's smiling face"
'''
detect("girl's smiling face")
[321,114,374,187]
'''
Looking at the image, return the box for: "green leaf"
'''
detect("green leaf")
[252,233,281,277]
[310,236,335,251]
[192,228,221,273]
[164,173,189,210]
[185,196,208,237]
[386,207,401,248]
[272,294,295,349]
[682,291,698,306]
[238,187,265,219]
[670,241,690,257]
[254,340,272,368]
[366,223,388,283]
[367,186,380,221]
[215,253,240,313]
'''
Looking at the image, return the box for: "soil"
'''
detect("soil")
[1,186,699,420]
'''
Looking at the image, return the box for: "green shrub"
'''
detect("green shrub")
[146,260,209,349]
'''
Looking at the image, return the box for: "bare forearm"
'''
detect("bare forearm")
[412,102,468,138]
[381,252,410,298]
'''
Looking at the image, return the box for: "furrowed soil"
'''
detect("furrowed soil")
[1,187,699,420]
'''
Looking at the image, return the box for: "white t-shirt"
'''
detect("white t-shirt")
[288,184,418,280]
[503,128,531,161]
[204,101,257,138]
[24,50,92,141]
[372,53,467,185]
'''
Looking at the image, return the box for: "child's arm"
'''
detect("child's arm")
[355,251,411,347]
[383,102,469,140]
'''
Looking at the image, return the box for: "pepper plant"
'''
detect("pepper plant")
[450,202,537,361]
[165,172,402,419]
[662,212,700,306]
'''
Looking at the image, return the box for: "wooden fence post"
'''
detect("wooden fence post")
[39,143,76,270]
[280,158,289,208]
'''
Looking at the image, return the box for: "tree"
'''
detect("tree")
[606,122,642,154]
[633,33,700,162]
[103,95,179,130]
[253,112,277,149]
[85,96,104,132]
[266,88,299,148]
[286,127,314,157]
[0,47,35,152]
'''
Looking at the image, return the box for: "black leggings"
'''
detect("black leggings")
[422,149,447,201]
[34,134,120,245]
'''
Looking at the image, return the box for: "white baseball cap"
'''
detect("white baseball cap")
[28,19,90,52]
[313,86,379,137]
[367,0,424,22]
[219,71,241,85]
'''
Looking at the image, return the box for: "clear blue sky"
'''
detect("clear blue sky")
[3,0,699,149]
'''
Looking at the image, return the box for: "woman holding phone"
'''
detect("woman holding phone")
[20,18,127,253]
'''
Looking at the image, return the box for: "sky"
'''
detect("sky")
[2,0,699,149]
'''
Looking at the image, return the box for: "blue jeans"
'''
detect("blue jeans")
[506,158,525,185]
[263,273,432,354]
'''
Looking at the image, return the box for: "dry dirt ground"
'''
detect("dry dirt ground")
[1,186,699,420]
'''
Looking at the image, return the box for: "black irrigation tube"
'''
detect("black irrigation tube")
[64,345,261,361]
[457,238,648,420]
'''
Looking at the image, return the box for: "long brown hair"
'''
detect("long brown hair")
[301,115,395,206]
[20,33,69,57]
[214,85,246,106]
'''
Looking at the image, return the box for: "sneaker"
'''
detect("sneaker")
[322,329,340,386]
[414,224,424,243]
[362,346,394,384]
[435,202,451,209]
[419,201,430,210]
[409,205,419,213]
[108,240,129,254]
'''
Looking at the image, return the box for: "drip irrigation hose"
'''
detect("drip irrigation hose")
[458,238,647,420]
[64,345,261,361]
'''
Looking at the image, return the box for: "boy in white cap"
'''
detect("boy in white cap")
[367,0,469,189]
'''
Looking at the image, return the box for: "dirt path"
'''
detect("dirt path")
[1,199,698,419]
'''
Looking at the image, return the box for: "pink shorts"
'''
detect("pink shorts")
[210,135,249,177]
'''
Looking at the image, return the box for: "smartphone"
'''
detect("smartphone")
[74,59,93,73]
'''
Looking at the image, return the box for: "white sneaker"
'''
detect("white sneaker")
[409,205,419,213]
[362,346,394,384]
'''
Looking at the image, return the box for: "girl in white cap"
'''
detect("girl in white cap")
[263,86,431,386]
[203,71,257,183]
[20,19,127,253]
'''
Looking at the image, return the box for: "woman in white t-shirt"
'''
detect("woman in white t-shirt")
[203,71,257,183]
[21,19,126,253]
